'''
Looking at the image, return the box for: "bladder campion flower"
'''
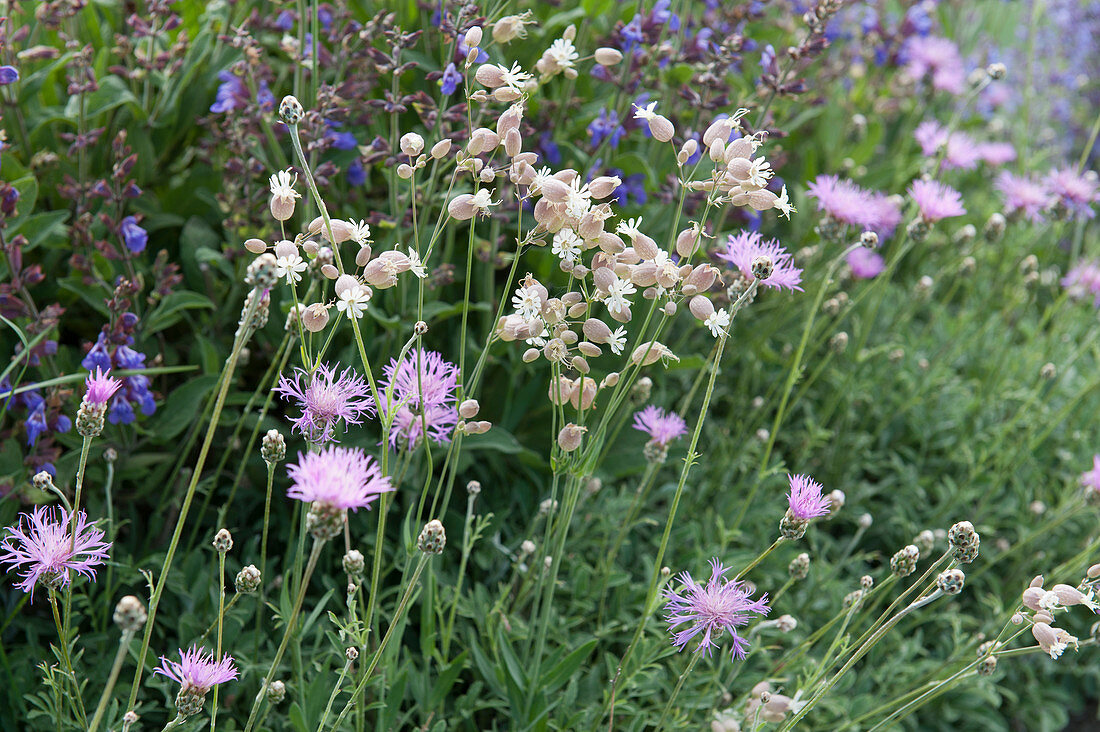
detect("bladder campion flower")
[663,558,770,660]
[274,362,371,444]
[154,645,238,718]
[0,505,110,598]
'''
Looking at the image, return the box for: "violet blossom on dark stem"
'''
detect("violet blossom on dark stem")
[847,247,885,279]
[909,179,966,222]
[663,558,770,661]
[0,505,110,599]
[274,362,371,444]
[286,445,392,511]
[717,230,803,291]
[374,349,460,450]
[786,473,830,520]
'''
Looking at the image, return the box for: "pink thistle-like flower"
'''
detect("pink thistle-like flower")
[84,367,123,406]
[902,36,966,94]
[154,645,238,693]
[787,473,830,520]
[0,505,111,599]
[995,171,1053,223]
[717,231,803,291]
[847,247,885,279]
[806,175,902,238]
[908,179,966,222]
[287,445,393,510]
[1062,259,1100,307]
[974,142,1016,166]
[374,349,460,450]
[1081,455,1100,494]
[274,362,371,444]
[632,406,687,447]
[1045,167,1099,220]
[913,121,981,170]
[663,558,770,661]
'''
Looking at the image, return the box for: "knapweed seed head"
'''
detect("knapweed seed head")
[261,428,286,464]
[978,655,997,676]
[212,528,233,554]
[279,95,304,125]
[0,505,111,598]
[948,520,977,547]
[154,646,238,717]
[274,363,371,445]
[789,553,810,581]
[245,253,278,289]
[890,545,920,577]
[418,519,446,554]
[266,680,286,704]
[235,565,261,594]
[937,568,966,595]
[113,595,147,632]
[663,558,770,661]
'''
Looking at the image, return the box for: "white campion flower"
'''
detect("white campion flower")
[704,308,731,337]
[747,157,774,188]
[268,169,301,221]
[632,101,674,142]
[606,274,636,317]
[545,38,578,70]
[564,178,592,219]
[608,326,628,355]
[349,220,372,245]
[407,248,427,278]
[551,229,582,263]
[774,185,795,219]
[500,62,532,93]
[336,285,371,320]
[616,217,644,241]
[275,252,307,284]
[512,285,542,321]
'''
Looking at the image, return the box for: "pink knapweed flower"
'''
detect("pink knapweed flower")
[0,505,110,598]
[1045,167,1099,220]
[909,179,966,222]
[717,230,803,291]
[1081,455,1100,494]
[375,349,460,450]
[806,175,902,238]
[287,445,392,510]
[1062,260,1100,307]
[274,362,371,444]
[902,36,966,94]
[974,142,1016,166]
[84,367,123,406]
[847,247,885,279]
[913,121,981,170]
[154,645,238,693]
[663,558,770,660]
[787,473,829,520]
[633,406,687,447]
[995,171,1053,223]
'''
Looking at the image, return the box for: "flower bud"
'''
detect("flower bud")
[418,520,447,554]
[261,429,286,464]
[557,423,587,452]
[343,550,365,577]
[235,565,262,594]
[245,238,267,254]
[458,399,480,418]
[113,595,147,632]
[937,568,965,595]
[279,95,304,125]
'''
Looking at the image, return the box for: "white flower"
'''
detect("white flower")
[748,157,774,188]
[350,220,372,245]
[564,178,592,219]
[268,169,301,199]
[546,38,578,70]
[525,322,549,347]
[774,185,795,219]
[336,285,371,320]
[609,326,628,355]
[704,308,731,338]
[633,101,659,121]
[500,62,532,93]
[471,188,498,213]
[552,229,582,263]
[1039,591,1062,613]
[512,285,542,321]
[606,275,636,316]
[616,217,644,241]
[407,248,427,278]
[275,252,307,284]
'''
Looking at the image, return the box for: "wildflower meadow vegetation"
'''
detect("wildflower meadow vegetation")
[2,0,1100,730]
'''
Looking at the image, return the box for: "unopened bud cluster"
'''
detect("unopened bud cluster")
[937,568,966,595]
[418,519,446,554]
[261,429,286,464]
[890,544,920,577]
[235,565,262,594]
[789,553,810,581]
[948,520,980,564]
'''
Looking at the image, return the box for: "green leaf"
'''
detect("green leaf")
[428,650,468,708]
[541,638,597,692]
[63,75,143,121]
[145,375,218,440]
[144,291,216,335]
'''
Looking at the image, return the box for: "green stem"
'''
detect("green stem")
[316,657,355,732]
[654,652,701,731]
[87,628,137,732]
[734,538,785,581]
[48,589,88,727]
[210,550,227,731]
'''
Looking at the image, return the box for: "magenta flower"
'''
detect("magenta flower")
[1045,167,1099,220]
[717,230,802,291]
[806,175,902,238]
[787,474,829,520]
[913,121,981,171]
[0,505,110,599]
[663,558,770,660]
[375,349,460,450]
[908,179,966,222]
[847,247,885,279]
[633,406,687,447]
[154,645,238,693]
[995,171,1053,223]
[287,445,392,510]
[902,36,966,94]
[1062,259,1100,307]
[974,142,1016,166]
[274,362,371,444]
[1081,455,1100,494]
[84,367,123,406]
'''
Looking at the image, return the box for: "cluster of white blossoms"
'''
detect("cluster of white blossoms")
[1018,572,1099,660]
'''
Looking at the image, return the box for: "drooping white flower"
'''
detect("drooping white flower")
[616,217,644,241]
[546,38,578,70]
[609,326,628,355]
[774,185,795,219]
[633,101,659,121]
[336,285,371,320]
[704,308,731,338]
[275,252,308,284]
[350,220,372,245]
[512,285,542,321]
[407,248,427,278]
[606,275,636,317]
[564,178,592,219]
